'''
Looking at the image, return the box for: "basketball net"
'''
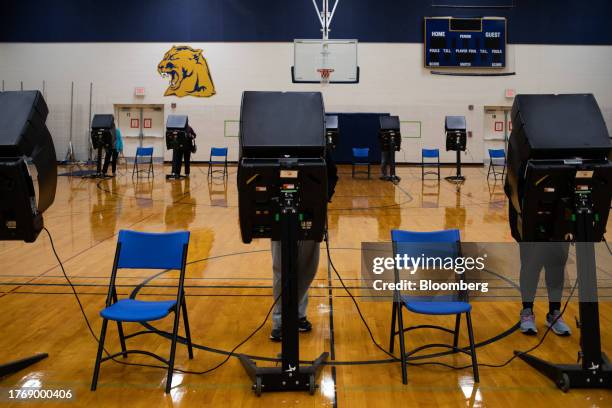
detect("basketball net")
[317,68,335,85]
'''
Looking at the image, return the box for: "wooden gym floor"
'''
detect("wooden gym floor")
[0,164,610,407]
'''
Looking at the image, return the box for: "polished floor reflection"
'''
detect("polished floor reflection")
[0,164,610,407]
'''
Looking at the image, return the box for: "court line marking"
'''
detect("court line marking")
[327,239,339,407]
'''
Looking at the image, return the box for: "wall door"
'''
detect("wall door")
[483,107,511,163]
[115,105,164,159]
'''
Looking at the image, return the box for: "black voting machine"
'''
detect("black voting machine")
[378,115,402,183]
[505,94,612,391]
[165,114,189,150]
[0,91,57,243]
[0,90,57,376]
[90,114,116,177]
[445,115,467,183]
[237,91,328,395]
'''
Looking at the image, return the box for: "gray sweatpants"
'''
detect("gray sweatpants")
[271,240,320,330]
[519,242,569,304]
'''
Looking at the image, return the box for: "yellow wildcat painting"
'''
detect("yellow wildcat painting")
[157,45,216,97]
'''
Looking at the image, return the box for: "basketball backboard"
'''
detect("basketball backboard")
[292,39,359,84]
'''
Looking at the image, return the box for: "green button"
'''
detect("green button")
[275,213,279,222]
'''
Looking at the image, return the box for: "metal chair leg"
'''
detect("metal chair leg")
[466,311,479,383]
[91,319,108,391]
[181,299,194,359]
[116,321,128,358]
[452,313,461,349]
[389,301,397,353]
[165,306,182,393]
[397,305,408,384]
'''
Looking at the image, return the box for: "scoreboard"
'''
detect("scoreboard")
[424,17,506,68]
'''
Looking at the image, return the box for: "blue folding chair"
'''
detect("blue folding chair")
[208,147,228,178]
[91,230,192,393]
[389,229,478,384]
[421,148,440,180]
[352,147,370,179]
[487,148,506,180]
[132,147,154,178]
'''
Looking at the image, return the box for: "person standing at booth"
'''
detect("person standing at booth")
[102,127,123,177]
[170,124,196,178]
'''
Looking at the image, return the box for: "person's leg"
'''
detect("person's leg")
[171,149,181,175]
[519,242,543,334]
[111,150,118,175]
[184,150,191,176]
[380,152,389,177]
[96,148,103,174]
[544,242,571,335]
[389,149,397,178]
[519,242,541,307]
[102,148,112,174]
[177,149,184,175]
[271,240,282,335]
[296,241,320,328]
[544,242,568,308]
[270,240,319,339]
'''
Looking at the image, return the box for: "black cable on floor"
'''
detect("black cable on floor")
[604,239,612,256]
[323,230,579,370]
[43,226,279,376]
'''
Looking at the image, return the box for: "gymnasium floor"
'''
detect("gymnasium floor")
[0,164,610,407]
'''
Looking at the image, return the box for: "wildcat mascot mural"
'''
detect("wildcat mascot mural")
[157,45,216,97]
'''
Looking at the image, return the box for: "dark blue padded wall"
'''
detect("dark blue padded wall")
[1,0,611,44]
[329,113,389,164]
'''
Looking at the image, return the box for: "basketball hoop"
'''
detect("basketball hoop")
[317,68,335,84]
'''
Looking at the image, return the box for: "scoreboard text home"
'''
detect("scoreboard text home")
[424,17,507,68]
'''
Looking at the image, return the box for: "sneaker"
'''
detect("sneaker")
[270,327,282,342]
[299,317,312,332]
[546,310,571,336]
[520,308,538,335]
[270,318,311,341]
[379,175,388,181]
